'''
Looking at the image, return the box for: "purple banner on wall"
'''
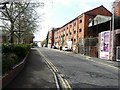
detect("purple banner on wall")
[100,31,110,60]
[103,32,109,52]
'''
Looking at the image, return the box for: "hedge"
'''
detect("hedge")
[2,44,31,75]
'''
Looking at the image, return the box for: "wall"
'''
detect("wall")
[98,29,120,60]
[53,6,112,51]
[114,0,120,16]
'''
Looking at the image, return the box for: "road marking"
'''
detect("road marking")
[37,49,72,90]
[37,49,60,89]
[64,79,72,90]
[58,74,68,88]
[51,69,60,90]
[47,60,58,72]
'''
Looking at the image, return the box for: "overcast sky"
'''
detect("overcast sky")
[34,0,115,41]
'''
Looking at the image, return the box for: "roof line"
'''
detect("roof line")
[58,5,112,30]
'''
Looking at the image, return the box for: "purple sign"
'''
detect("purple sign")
[103,32,109,52]
[100,31,110,60]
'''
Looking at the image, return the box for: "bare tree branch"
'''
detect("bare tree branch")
[14,2,29,22]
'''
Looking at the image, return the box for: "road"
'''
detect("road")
[38,48,119,89]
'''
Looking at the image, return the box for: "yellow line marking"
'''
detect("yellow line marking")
[50,68,60,89]
[64,79,72,90]
[37,49,72,89]
[47,60,58,72]
[58,74,68,89]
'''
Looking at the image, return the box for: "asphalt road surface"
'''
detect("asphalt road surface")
[38,48,119,89]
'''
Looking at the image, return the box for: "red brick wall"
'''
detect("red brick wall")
[114,0,120,16]
[83,6,112,37]
[53,6,112,51]
[48,30,54,47]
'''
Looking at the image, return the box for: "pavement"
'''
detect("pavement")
[4,48,56,89]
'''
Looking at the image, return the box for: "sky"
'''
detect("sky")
[34,0,115,41]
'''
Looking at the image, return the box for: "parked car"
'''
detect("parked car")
[52,46,58,49]
[62,46,71,51]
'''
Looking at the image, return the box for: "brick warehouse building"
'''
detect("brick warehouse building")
[48,5,112,50]
[47,5,112,51]
[47,28,60,48]
[114,0,120,16]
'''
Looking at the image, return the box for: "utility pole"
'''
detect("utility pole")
[111,2,115,60]
[111,1,119,60]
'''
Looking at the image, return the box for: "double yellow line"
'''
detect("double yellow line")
[58,74,72,90]
[37,49,72,90]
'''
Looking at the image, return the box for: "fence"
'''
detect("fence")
[78,37,98,57]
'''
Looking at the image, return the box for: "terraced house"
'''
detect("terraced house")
[48,5,112,52]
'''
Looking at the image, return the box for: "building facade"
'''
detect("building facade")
[114,0,120,16]
[52,5,112,51]
[48,28,60,48]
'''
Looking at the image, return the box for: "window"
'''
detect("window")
[79,29,82,32]
[74,22,76,26]
[74,31,76,34]
[71,38,73,41]
[66,33,68,36]
[80,19,82,23]
[70,32,72,35]
[70,25,72,28]
[74,39,76,42]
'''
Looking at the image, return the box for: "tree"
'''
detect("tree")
[1,2,30,43]
[46,32,49,47]
[13,2,40,44]
[41,39,47,47]
[0,1,40,44]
